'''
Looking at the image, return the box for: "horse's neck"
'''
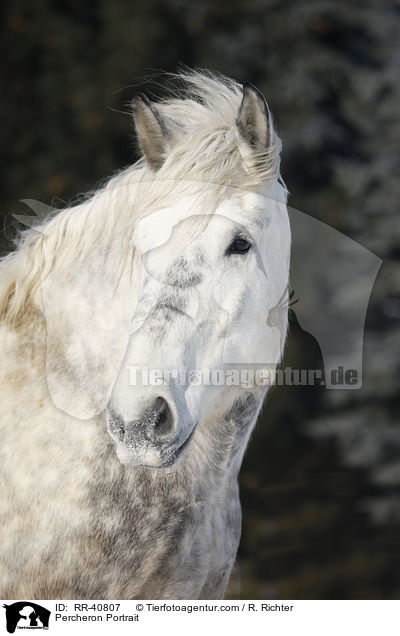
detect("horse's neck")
[25,249,137,419]
[0,302,46,383]
[83,402,258,599]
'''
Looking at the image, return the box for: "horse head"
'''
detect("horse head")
[106,78,290,468]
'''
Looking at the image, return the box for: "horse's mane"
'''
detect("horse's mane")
[0,70,284,325]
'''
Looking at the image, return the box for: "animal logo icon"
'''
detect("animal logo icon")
[2,602,50,633]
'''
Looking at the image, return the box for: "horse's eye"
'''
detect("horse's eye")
[228,238,252,255]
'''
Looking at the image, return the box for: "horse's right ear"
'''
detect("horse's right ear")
[237,82,274,153]
[132,94,169,171]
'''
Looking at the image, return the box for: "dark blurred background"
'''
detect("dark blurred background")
[1,0,399,599]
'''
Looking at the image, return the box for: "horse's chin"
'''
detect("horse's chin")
[115,444,164,468]
[114,429,195,469]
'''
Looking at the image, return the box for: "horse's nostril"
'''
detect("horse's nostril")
[146,397,174,437]
[108,398,175,445]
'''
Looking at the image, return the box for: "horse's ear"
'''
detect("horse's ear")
[237,82,274,153]
[132,94,169,170]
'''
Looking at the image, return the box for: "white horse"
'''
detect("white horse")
[0,71,290,599]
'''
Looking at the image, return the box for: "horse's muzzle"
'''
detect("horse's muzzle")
[106,397,193,468]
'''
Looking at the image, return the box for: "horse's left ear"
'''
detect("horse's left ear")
[132,94,170,170]
[237,82,274,152]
